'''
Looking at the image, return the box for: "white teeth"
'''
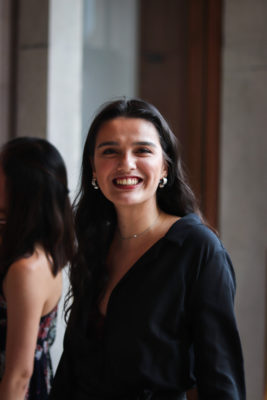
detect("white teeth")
[116,178,139,185]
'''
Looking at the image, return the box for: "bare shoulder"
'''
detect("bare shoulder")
[3,247,58,296]
[8,247,51,277]
[3,247,62,317]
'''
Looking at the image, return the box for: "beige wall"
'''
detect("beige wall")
[220,1,267,399]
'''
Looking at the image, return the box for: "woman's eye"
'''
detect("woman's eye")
[136,147,152,154]
[102,148,117,155]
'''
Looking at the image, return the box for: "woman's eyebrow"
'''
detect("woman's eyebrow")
[96,141,119,149]
[132,141,156,147]
[96,140,157,149]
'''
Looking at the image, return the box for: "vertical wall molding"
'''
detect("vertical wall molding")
[0,0,17,144]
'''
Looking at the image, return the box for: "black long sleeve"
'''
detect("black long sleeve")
[50,214,245,399]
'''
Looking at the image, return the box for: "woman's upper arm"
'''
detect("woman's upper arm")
[3,259,47,379]
[190,250,246,399]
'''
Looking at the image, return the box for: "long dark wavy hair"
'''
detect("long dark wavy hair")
[68,98,201,321]
[0,137,74,278]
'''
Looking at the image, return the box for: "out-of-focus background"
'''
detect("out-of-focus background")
[1,1,266,398]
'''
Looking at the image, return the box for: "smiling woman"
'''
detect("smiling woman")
[92,117,167,212]
[50,98,246,400]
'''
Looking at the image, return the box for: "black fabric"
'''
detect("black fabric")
[49,214,245,399]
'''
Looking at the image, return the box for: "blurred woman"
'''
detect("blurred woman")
[0,137,74,400]
[50,98,245,399]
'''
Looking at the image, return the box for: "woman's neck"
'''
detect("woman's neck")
[115,203,161,241]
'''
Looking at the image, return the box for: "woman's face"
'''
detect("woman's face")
[93,117,167,210]
[0,166,7,236]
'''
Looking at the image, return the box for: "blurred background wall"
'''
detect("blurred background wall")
[220,2,267,399]
[0,1,267,398]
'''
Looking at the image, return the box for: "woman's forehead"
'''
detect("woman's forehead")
[95,117,161,145]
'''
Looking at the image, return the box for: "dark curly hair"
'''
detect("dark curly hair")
[0,137,75,277]
[68,98,201,321]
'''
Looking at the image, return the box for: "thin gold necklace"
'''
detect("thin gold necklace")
[119,214,160,240]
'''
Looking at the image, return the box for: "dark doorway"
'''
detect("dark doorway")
[139,0,222,228]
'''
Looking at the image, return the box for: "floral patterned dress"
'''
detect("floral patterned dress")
[0,284,58,399]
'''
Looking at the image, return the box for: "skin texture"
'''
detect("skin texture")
[0,167,62,400]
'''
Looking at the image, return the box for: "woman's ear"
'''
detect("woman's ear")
[161,160,168,178]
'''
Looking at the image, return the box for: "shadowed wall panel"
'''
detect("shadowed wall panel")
[139,0,222,228]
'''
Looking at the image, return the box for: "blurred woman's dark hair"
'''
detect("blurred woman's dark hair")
[68,98,201,321]
[0,136,75,277]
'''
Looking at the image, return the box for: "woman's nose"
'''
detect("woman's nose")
[117,152,136,171]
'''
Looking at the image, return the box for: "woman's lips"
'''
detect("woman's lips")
[113,177,142,186]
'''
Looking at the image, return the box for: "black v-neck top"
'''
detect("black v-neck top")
[49,214,245,399]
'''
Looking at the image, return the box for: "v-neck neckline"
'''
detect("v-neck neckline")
[104,236,165,318]
[101,217,186,319]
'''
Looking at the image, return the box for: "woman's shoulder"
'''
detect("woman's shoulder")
[5,247,54,286]
[166,213,224,252]
[3,247,62,313]
[165,214,235,284]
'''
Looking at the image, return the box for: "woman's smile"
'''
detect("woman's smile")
[93,117,167,209]
[113,176,142,188]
